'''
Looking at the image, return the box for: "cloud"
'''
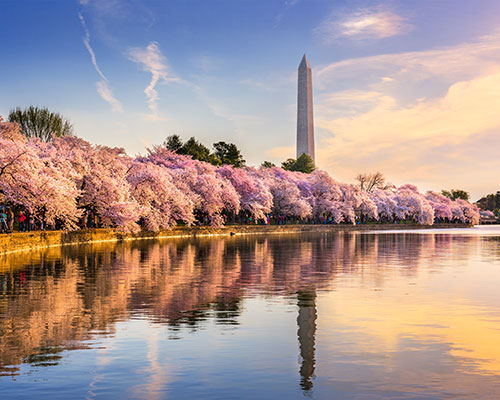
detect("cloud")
[316,34,500,90]
[96,80,123,112]
[316,7,412,42]
[128,42,181,119]
[78,13,123,112]
[79,13,107,81]
[314,33,500,199]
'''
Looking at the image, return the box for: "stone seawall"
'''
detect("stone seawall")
[0,223,471,255]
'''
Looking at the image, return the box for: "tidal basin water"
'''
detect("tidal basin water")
[1,227,500,399]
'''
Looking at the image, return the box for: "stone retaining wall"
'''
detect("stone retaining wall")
[0,223,472,255]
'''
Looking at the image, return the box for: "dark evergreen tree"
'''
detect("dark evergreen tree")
[182,137,219,164]
[281,153,315,174]
[261,161,276,168]
[213,141,246,167]
[164,134,184,152]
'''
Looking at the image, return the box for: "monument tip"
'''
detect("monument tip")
[299,54,310,69]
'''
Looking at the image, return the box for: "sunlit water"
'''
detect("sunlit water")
[1,226,500,399]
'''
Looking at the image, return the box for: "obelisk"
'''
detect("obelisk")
[296,54,315,163]
[297,289,317,392]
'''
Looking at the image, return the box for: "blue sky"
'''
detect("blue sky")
[1,0,500,199]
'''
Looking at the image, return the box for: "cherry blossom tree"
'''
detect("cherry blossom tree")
[425,191,453,222]
[370,189,397,221]
[50,136,140,231]
[144,147,240,226]
[454,199,480,225]
[0,116,25,142]
[0,135,80,229]
[339,183,378,223]
[127,159,195,230]
[394,185,434,225]
[259,167,311,218]
[305,170,349,223]
[217,165,272,221]
[0,114,481,232]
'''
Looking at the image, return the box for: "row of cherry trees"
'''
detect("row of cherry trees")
[0,117,479,232]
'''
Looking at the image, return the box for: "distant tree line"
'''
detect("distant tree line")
[441,189,470,201]
[164,134,246,167]
[167,135,317,174]
[476,191,500,216]
[261,153,315,174]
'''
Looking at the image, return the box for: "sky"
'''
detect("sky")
[1,0,500,200]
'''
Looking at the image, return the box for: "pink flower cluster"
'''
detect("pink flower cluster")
[0,117,479,232]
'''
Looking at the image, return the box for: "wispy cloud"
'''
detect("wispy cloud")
[79,13,107,81]
[314,32,500,199]
[78,13,123,112]
[316,7,412,42]
[96,81,123,112]
[315,32,500,93]
[128,42,181,119]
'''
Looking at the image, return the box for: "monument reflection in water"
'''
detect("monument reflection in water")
[1,229,500,399]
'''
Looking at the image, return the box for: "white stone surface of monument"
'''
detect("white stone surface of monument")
[296,54,315,162]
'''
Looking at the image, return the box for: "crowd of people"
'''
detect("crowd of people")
[0,207,103,234]
[0,205,477,236]
[0,207,40,233]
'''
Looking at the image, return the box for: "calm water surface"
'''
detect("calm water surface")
[1,226,500,399]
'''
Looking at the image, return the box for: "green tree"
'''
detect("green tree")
[261,161,276,168]
[281,153,315,174]
[476,191,500,215]
[213,141,245,167]
[441,189,470,201]
[9,106,73,142]
[182,137,219,164]
[164,134,183,152]
[163,135,247,167]
[281,158,296,171]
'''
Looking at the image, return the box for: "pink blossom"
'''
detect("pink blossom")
[0,114,481,231]
[127,160,195,230]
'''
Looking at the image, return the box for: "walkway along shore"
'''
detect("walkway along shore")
[0,223,473,256]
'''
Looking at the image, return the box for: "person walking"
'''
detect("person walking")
[18,211,26,232]
[28,214,35,231]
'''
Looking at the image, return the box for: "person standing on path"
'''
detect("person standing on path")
[0,211,8,233]
[18,211,26,232]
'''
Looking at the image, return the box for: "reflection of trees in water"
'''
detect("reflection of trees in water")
[0,232,486,377]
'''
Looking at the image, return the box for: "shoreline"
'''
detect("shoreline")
[0,223,473,256]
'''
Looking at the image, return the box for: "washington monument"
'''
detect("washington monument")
[296,54,315,163]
